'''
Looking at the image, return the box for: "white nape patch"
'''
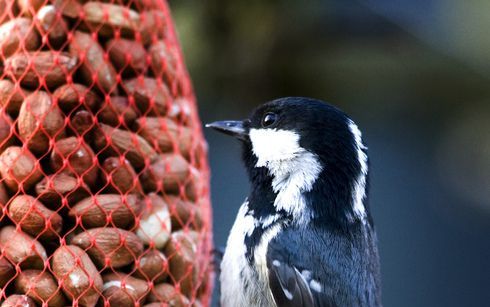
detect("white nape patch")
[272,260,281,267]
[249,128,322,222]
[348,120,368,221]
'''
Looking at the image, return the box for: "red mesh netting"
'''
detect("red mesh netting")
[0,0,213,306]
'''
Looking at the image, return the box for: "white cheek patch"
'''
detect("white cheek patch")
[249,128,322,221]
[348,120,368,220]
[249,128,303,167]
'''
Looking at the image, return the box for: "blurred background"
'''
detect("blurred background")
[169,0,490,306]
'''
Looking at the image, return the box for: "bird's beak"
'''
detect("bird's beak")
[205,120,249,140]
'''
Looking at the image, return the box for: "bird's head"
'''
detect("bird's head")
[207,97,371,227]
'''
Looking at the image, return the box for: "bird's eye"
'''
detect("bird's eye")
[262,113,278,127]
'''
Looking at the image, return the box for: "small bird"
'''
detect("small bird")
[207,97,382,307]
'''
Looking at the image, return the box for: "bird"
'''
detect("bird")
[206,97,382,307]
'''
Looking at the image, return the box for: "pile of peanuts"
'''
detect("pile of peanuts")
[0,0,212,306]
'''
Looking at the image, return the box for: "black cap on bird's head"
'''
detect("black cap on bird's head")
[207,97,371,227]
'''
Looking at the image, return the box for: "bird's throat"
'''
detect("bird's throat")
[269,151,322,223]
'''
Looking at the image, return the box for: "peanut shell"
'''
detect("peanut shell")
[17,0,44,16]
[69,31,117,94]
[0,146,43,191]
[0,182,8,210]
[51,0,82,19]
[102,272,149,307]
[0,79,30,116]
[0,0,18,24]
[8,194,63,240]
[4,51,77,89]
[70,110,95,138]
[1,295,37,307]
[0,256,14,288]
[106,38,147,74]
[69,194,142,229]
[140,154,189,193]
[53,83,100,113]
[167,195,203,230]
[0,18,40,58]
[51,245,102,307]
[147,283,189,306]
[0,112,14,152]
[135,117,192,157]
[94,124,157,170]
[35,173,91,210]
[139,10,166,45]
[97,96,138,127]
[164,230,199,296]
[15,269,66,307]
[71,227,144,268]
[0,226,47,269]
[149,40,178,85]
[35,4,68,48]
[102,157,143,195]
[18,91,65,155]
[51,137,99,187]
[168,97,192,125]
[133,249,168,283]
[124,77,170,115]
[82,2,140,38]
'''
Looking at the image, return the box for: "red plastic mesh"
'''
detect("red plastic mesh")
[0,0,213,306]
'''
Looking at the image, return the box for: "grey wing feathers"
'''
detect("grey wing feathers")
[267,258,315,307]
[265,225,381,307]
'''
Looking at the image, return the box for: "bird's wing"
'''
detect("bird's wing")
[267,256,315,307]
[266,230,336,307]
[266,223,381,307]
